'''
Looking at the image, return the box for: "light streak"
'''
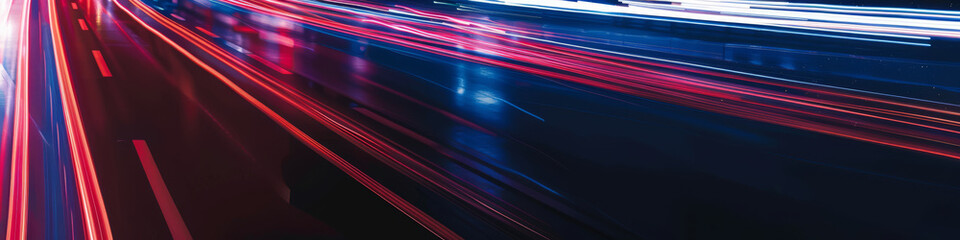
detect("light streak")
[657,0,960,18]
[470,0,960,44]
[246,53,291,75]
[48,0,114,238]
[112,0,464,238]
[110,0,960,238]
[129,0,555,236]
[5,0,32,237]
[193,26,219,38]
[469,0,933,46]
[210,0,960,160]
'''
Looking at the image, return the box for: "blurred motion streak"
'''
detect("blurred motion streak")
[47,0,113,237]
[5,0,31,237]
[12,0,951,237]
[204,0,960,160]
[113,0,465,238]
[94,0,960,238]
[473,0,960,45]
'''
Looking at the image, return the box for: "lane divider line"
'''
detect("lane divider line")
[132,140,193,240]
[78,19,88,31]
[91,50,112,77]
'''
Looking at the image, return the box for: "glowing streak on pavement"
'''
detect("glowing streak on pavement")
[124,0,558,236]
[48,0,114,238]
[476,0,960,41]
[215,0,960,160]
[113,0,464,238]
[5,0,31,237]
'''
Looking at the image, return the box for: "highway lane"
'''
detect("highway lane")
[2,0,445,238]
[0,0,112,237]
[101,0,960,239]
[2,0,959,238]
[60,0,444,238]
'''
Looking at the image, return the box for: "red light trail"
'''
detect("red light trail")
[5,0,32,238]
[2,0,954,238]
[102,0,960,237]
[113,0,465,238]
[215,0,960,160]
[48,0,113,238]
[1,0,115,238]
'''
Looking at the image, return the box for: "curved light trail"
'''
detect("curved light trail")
[47,0,113,237]
[0,0,956,238]
[112,0,465,238]
[204,0,960,160]
[6,0,32,238]
[471,0,960,45]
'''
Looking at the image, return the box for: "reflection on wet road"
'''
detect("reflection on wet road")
[1,0,959,238]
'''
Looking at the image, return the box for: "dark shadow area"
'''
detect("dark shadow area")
[282,141,437,240]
